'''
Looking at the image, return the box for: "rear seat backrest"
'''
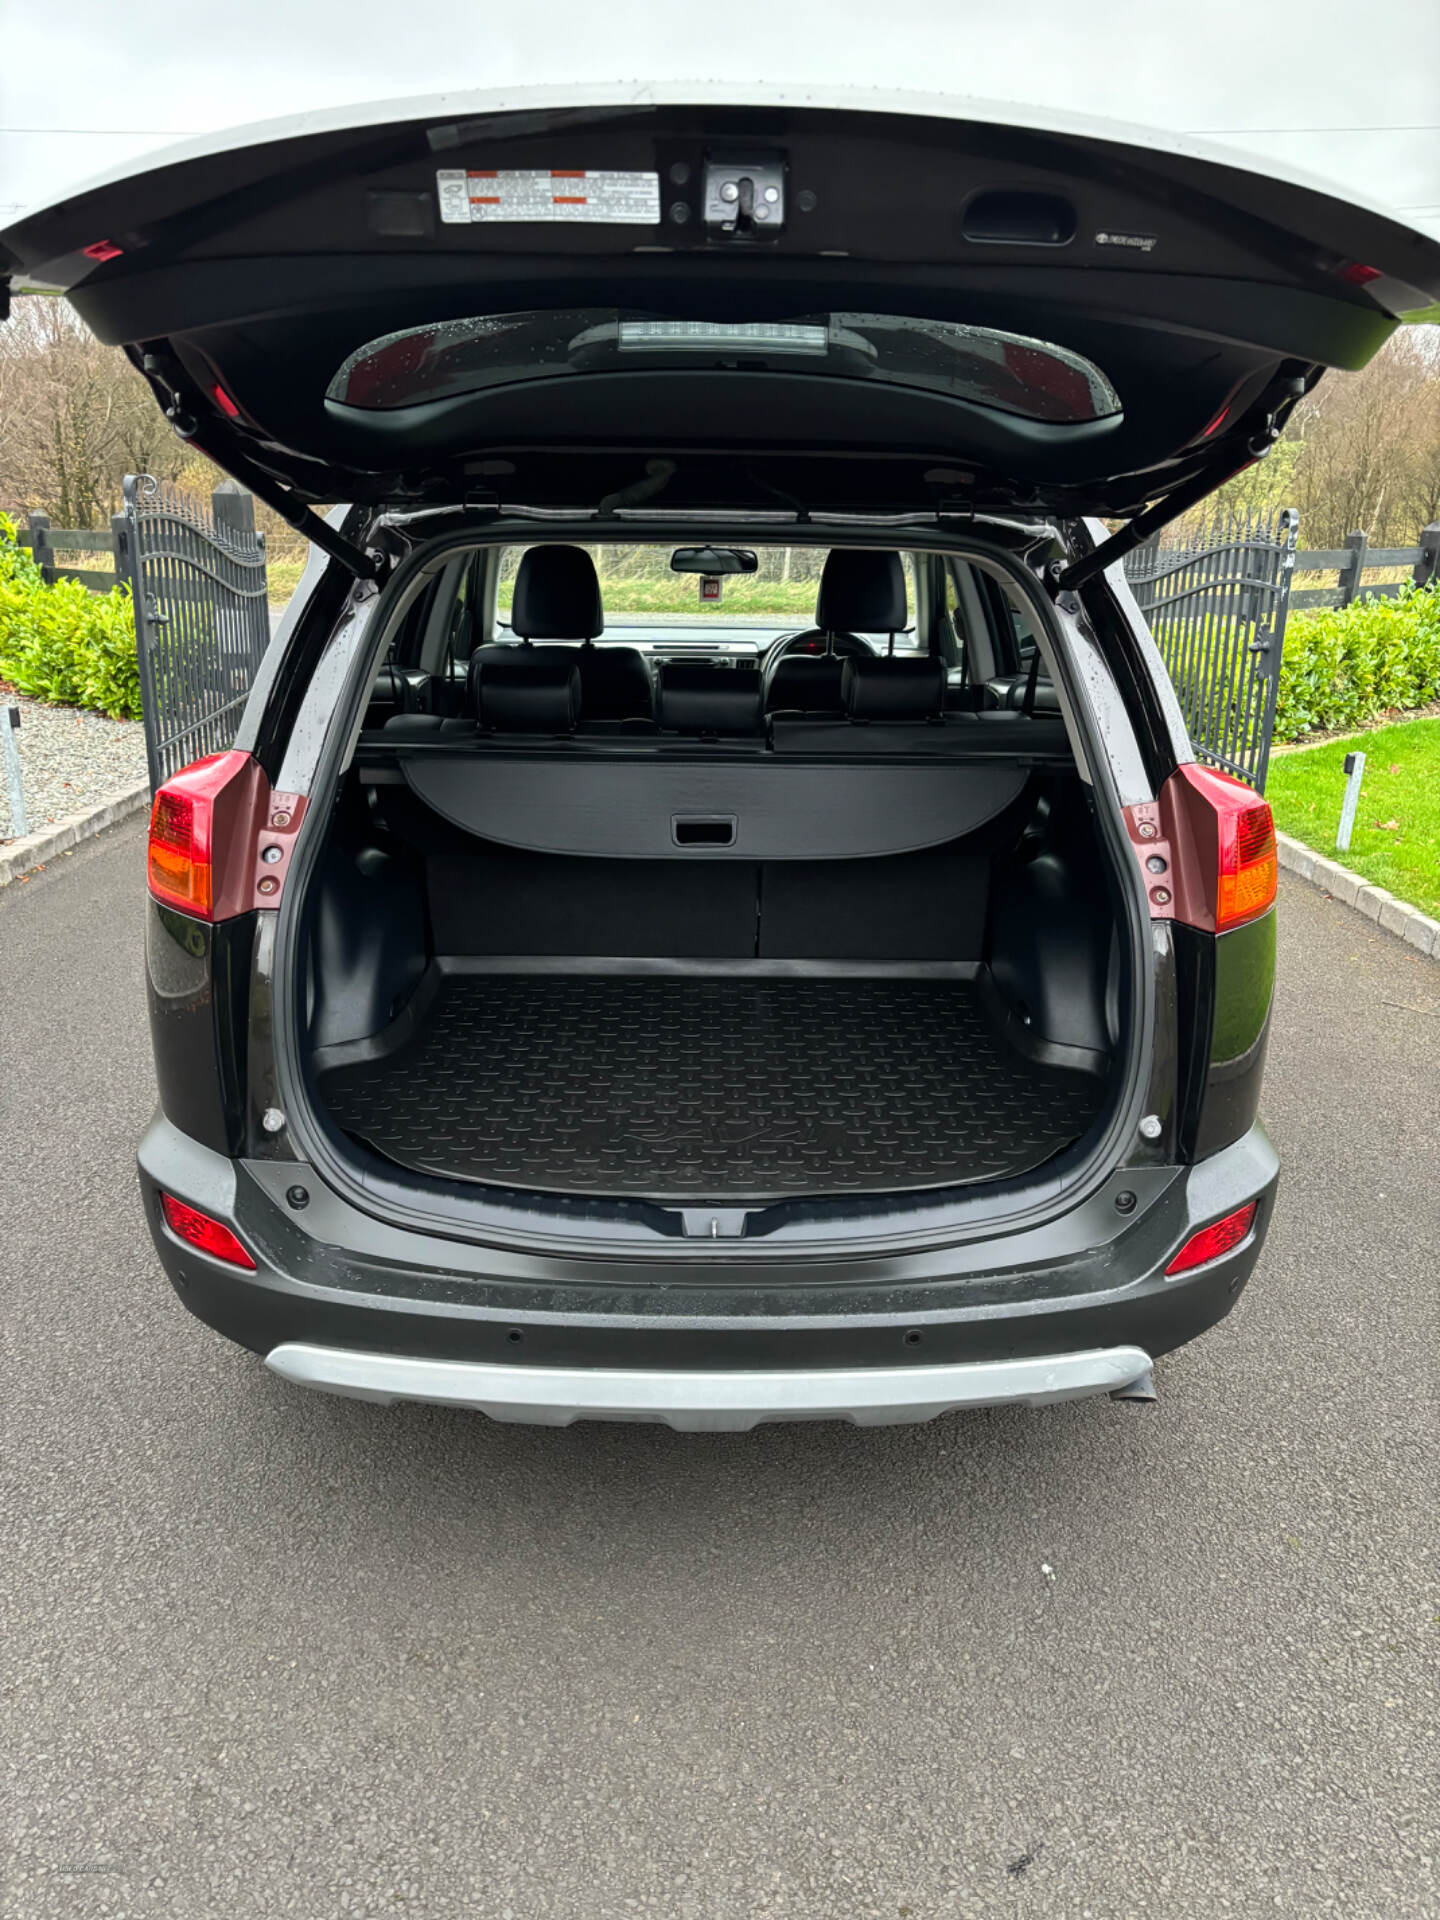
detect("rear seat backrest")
[842,654,947,722]
[657,662,764,737]
[469,651,581,734]
[364,664,413,730]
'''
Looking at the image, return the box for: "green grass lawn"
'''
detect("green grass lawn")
[266,556,307,606]
[1266,716,1440,919]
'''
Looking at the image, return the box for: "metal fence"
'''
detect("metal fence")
[1124,506,1298,791]
[111,475,271,790]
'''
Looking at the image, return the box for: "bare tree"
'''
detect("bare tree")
[1188,326,1440,545]
[0,297,189,526]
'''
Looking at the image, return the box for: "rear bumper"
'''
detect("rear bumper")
[265,1341,1154,1430]
[138,1115,1277,1422]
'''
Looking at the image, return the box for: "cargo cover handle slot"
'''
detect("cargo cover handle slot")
[672,814,737,848]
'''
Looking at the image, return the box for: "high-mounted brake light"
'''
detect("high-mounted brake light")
[160,1193,257,1270]
[147,749,254,919]
[1165,1201,1257,1275]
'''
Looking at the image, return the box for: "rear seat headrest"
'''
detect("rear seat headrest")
[815,549,908,634]
[469,651,581,733]
[510,545,604,641]
[656,661,763,736]
[842,654,946,721]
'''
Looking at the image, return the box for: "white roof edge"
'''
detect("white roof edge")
[8,78,1433,242]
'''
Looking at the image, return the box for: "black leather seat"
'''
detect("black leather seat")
[843,654,947,722]
[468,651,581,734]
[765,549,910,714]
[508,544,654,722]
[656,661,764,736]
[985,673,1062,714]
[363,664,413,729]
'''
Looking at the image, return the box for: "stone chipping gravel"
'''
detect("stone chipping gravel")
[0,693,147,842]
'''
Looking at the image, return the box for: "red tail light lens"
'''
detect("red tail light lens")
[147,750,253,919]
[1170,763,1277,932]
[160,1193,257,1270]
[1165,1201,1258,1275]
[1217,795,1277,931]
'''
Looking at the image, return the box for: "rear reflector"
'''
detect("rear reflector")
[146,749,253,919]
[160,1193,257,1269]
[1165,1201,1258,1275]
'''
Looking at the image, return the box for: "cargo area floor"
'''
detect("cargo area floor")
[317,971,1106,1203]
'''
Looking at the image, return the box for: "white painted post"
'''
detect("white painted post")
[1336,750,1366,854]
[0,705,27,839]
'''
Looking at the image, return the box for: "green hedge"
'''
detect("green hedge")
[0,513,141,720]
[1276,584,1440,741]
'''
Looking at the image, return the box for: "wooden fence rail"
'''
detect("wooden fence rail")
[17,513,123,591]
[1287,524,1437,610]
[16,509,1440,612]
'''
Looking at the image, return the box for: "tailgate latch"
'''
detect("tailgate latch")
[704,156,785,238]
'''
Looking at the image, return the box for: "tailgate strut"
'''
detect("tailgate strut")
[1052,451,1262,594]
[181,429,385,581]
[1052,375,1307,594]
[136,347,385,582]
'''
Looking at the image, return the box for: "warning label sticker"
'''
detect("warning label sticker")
[436,169,660,225]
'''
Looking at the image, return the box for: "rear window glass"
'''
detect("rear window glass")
[327,311,1120,424]
[494,545,922,649]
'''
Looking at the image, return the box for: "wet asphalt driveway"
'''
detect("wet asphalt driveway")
[2,824,1436,1918]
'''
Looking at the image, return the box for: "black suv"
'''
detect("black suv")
[7,91,1436,1427]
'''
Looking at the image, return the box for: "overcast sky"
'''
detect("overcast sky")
[2,0,1438,234]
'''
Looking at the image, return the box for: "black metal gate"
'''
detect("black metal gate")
[1123,506,1297,791]
[113,474,271,790]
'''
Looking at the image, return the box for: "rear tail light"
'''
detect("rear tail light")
[1218,794,1278,930]
[1165,1201,1258,1275]
[160,1193,257,1270]
[146,749,258,919]
[1146,763,1277,933]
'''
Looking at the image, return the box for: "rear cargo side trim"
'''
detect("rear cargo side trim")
[265,1341,1154,1429]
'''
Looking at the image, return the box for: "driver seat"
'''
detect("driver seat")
[764,549,909,714]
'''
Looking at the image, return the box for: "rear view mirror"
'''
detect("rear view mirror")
[670,546,758,575]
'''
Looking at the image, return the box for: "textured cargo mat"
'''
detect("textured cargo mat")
[318,973,1105,1203]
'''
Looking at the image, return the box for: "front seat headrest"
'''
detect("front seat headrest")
[469,650,581,732]
[815,550,908,635]
[510,545,604,641]
[842,654,946,721]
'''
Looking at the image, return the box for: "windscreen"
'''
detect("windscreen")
[494,545,921,649]
[328,311,1122,423]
